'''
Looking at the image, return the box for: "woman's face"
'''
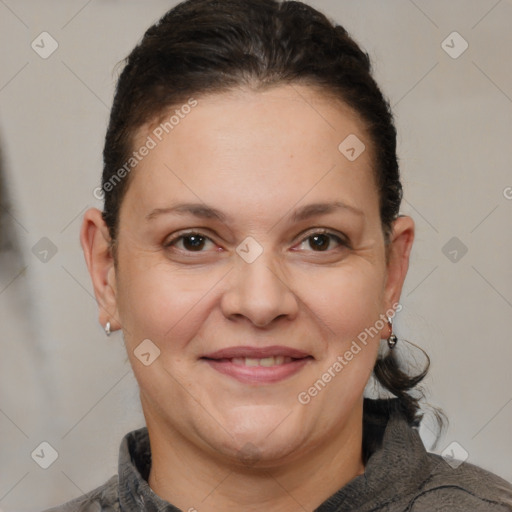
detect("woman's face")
[87,84,412,467]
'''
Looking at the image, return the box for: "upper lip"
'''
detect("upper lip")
[202,345,312,360]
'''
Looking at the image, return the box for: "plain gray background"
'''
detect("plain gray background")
[1,0,511,510]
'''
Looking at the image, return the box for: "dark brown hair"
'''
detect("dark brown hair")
[101,0,442,445]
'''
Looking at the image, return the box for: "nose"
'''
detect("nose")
[220,249,299,328]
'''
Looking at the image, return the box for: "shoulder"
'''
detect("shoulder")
[358,400,512,512]
[42,475,119,512]
[406,453,512,511]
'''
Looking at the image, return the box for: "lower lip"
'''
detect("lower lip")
[203,358,312,384]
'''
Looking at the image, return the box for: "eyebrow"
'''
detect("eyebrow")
[291,201,364,222]
[146,203,228,222]
[145,200,364,223]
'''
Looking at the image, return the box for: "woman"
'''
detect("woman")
[48,0,512,510]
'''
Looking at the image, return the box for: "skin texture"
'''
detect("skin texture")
[81,84,415,511]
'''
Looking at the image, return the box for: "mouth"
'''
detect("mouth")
[229,355,301,367]
[200,346,314,384]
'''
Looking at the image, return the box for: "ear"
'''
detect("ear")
[382,215,415,312]
[80,208,121,332]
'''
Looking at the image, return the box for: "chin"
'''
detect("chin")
[219,436,308,470]
[210,406,312,467]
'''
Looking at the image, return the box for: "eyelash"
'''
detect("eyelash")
[164,228,350,255]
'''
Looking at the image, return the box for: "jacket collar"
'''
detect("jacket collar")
[116,398,431,511]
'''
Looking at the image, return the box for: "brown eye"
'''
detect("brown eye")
[181,234,207,251]
[165,232,215,253]
[295,230,349,253]
[308,234,331,251]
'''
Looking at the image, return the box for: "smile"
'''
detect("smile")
[201,346,314,384]
[231,356,293,367]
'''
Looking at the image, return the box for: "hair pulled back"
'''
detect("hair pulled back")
[102,0,436,437]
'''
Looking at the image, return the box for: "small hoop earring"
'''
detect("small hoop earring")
[104,321,111,337]
[386,316,397,349]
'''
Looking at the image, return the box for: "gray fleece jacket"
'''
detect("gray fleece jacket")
[43,398,512,511]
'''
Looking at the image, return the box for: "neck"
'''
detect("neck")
[146,403,365,512]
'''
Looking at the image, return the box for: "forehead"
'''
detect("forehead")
[125,84,379,223]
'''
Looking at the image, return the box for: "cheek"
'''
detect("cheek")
[299,261,386,342]
[115,251,222,351]
[299,266,384,407]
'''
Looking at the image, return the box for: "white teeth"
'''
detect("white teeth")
[230,356,292,367]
